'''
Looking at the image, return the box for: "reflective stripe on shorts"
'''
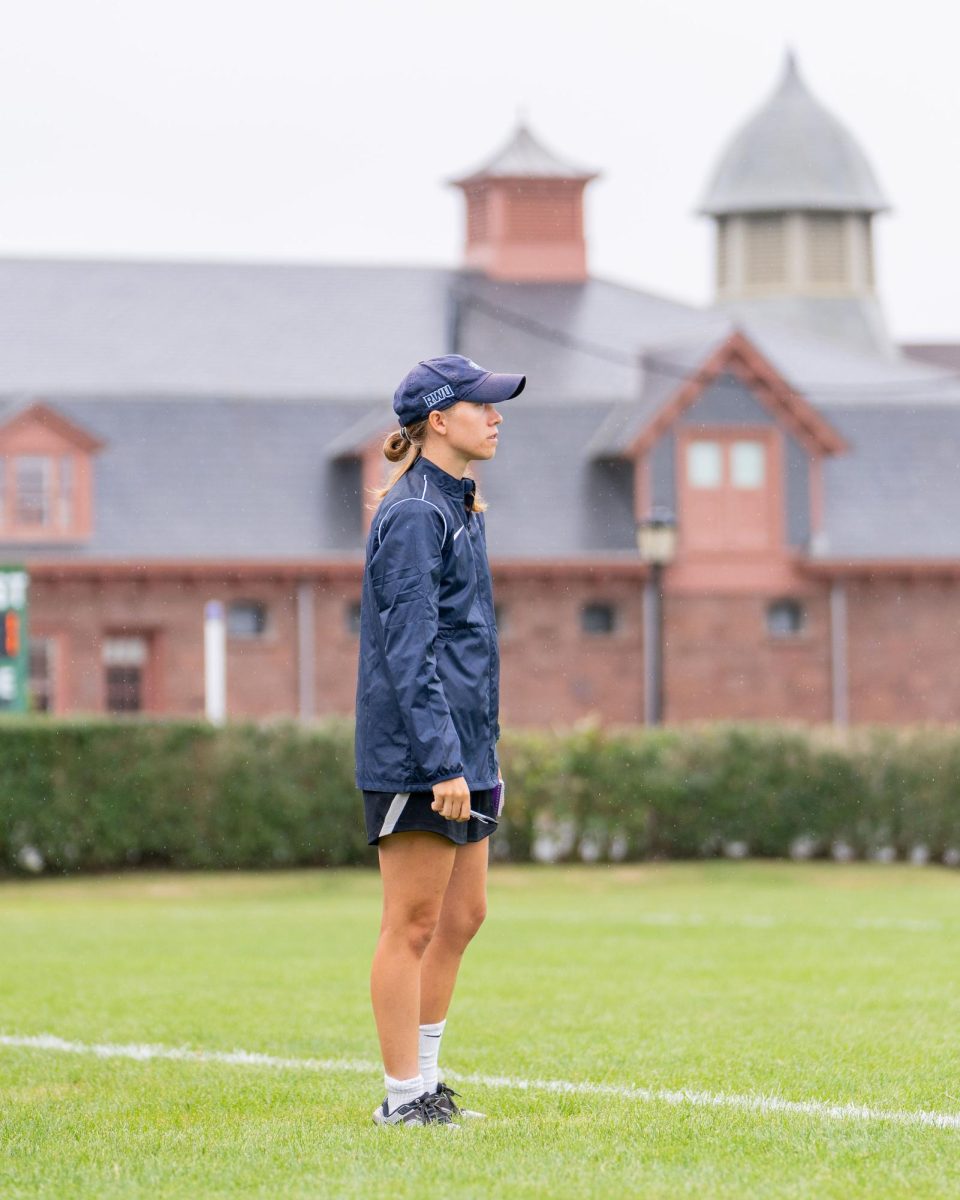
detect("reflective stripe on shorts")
[379,792,410,838]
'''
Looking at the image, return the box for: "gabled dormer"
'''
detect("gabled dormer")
[328,406,487,545]
[0,401,105,542]
[327,407,399,542]
[626,330,847,590]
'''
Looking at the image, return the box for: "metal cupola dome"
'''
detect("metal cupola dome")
[698,51,890,216]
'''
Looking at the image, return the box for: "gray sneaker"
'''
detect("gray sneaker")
[372,1090,460,1128]
[432,1081,486,1120]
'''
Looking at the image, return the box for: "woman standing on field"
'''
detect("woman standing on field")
[354,354,525,1128]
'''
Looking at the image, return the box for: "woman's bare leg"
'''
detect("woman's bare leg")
[371,831,457,1079]
[419,837,490,1024]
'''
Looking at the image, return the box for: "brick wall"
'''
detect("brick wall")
[846,577,960,722]
[663,590,832,722]
[32,576,304,718]
[495,574,645,728]
[27,569,960,726]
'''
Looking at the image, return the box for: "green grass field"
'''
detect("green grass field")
[2,862,959,1199]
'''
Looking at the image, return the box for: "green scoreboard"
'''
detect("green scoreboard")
[0,566,29,712]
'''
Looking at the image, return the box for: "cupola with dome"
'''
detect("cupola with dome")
[698,51,893,355]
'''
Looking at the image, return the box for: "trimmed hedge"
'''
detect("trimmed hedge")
[2,716,960,875]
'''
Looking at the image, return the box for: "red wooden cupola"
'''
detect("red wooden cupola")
[0,400,105,542]
[449,122,599,283]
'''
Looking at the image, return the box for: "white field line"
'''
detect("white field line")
[2,1032,959,1132]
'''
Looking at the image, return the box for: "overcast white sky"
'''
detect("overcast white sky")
[0,0,957,339]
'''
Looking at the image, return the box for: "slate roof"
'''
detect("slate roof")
[820,406,960,558]
[0,257,451,396]
[719,294,894,361]
[698,52,890,215]
[0,257,958,564]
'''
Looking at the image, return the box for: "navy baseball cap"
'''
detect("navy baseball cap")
[393,354,526,429]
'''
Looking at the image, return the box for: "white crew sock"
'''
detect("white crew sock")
[418,1019,447,1092]
[385,1072,426,1115]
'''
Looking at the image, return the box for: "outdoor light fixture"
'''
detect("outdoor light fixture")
[636,506,678,565]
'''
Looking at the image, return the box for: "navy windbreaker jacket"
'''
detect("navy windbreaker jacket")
[354,454,501,792]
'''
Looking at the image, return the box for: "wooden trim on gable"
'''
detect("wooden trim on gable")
[0,402,106,453]
[626,329,848,460]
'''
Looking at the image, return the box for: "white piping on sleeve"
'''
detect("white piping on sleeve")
[376,479,449,548]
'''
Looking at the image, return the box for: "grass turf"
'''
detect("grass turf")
[1,862,959,1198]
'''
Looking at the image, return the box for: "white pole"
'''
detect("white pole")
[296,581,315,723]
[204,600,226,725]
[830,581,849,727]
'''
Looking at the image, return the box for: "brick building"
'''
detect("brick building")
[2,53,959,726]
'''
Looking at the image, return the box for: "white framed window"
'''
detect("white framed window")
[730,441,766,489]
[687,441,723,488]
[15,456,52,526]
[103,635,149,713]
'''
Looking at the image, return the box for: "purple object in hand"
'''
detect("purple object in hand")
[469,777,506,826]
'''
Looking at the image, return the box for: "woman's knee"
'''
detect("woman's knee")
[438,899,487,949]
[382,903,442,958]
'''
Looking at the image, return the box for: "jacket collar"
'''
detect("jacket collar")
[415,454,477,505]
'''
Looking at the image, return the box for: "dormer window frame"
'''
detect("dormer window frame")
[0,402,103,543]
[676,423,784,556]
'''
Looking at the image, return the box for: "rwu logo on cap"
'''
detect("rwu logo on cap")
[423,383,455,408]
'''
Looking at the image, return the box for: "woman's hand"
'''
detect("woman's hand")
[431,776,471,822]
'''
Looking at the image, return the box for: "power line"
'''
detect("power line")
[454,292,960,400]
[455,292,638,368]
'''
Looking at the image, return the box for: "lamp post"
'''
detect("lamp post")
[636,507,677,725]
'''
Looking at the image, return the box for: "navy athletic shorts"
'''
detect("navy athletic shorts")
[362,786,500,847]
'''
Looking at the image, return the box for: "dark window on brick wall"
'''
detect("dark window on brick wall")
[582,602,617,635]
[227,600,268,639]
[346,601,362,636]
[494,603,508,635]
[766,598,805,637]
[103,636,148,713]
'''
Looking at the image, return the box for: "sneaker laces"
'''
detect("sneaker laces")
[416,1090,453,1124]
[435,1082,463,1114]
